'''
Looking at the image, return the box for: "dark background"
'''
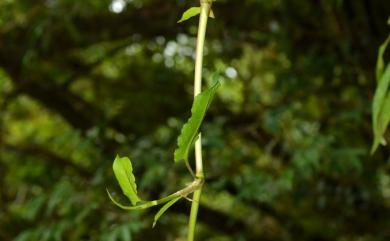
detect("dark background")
[1,0,390,240]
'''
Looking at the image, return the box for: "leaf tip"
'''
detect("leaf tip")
[209,9,215,18]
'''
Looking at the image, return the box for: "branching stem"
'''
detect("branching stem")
[107,178,203,210]
[187,1,212,241]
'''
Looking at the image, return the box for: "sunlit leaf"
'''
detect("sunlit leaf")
[174,81,220,162]
[178,7,201,23]
[112,155,141,205]
[152,197,181,228]
[177,7,215,23]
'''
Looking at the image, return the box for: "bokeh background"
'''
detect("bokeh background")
[1,0,390,240]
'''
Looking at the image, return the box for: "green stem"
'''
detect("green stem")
[187,188,202,240]
[187,1,212,241]
[107,178,203,210]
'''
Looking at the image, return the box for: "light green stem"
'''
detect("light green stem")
[187,187,202,240]
[108,178,203,210]
[187,1,212,241]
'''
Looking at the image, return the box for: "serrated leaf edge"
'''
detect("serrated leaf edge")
[174,81,220,162]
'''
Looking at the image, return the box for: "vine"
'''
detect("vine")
[107,1,218,240]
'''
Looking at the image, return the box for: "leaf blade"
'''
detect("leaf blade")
[177,7,215,23]
[112,155,141,205]
[152,197,181,228]
[174,81,220,162]
[177,7,201,23]
[372,64,390,153]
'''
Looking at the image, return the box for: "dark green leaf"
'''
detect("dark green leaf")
[174,81,220,162]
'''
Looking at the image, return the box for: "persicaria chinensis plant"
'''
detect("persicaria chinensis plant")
[106,1,219,241]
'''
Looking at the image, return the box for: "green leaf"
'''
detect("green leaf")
[174,81,220,162]
[152,197,181,228]
[177,7,215,23]
[372,64,390,154]
[178,7,201,23]
[112,155,141,205]
[376,35,390,82]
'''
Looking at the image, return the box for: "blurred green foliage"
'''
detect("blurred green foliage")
[0,0,389,241]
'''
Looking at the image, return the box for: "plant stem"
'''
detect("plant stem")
[187,1,212,241]
[107,178,203,210]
